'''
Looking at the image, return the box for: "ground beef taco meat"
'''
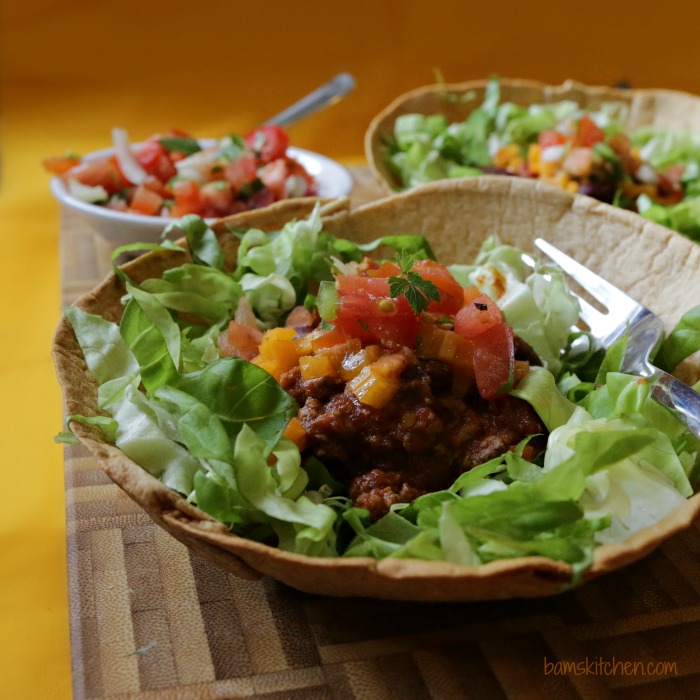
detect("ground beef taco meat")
[280,347,546,521]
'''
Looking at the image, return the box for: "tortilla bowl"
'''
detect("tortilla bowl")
[53,179,700,601]
[366,77,700,194]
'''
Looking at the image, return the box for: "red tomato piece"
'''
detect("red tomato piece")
[576,114,605,147]
[133,140,178,182]
[170,179,203,216]
[218,320,263,361]
[367,261,401,278]
[562,147,593,178]
[224,155,258,193]
[336,276,390,297]
[63,155,128,194]
[130,184,164,215]
[244,125,289,164]
[200,181,234,217]
[412,259,464,314]
[539,131,568,149]
[454,294,503,338]
[473,322,515,400]
[258,158,287,199]
[43,155,81,175]
[334,291,419,348]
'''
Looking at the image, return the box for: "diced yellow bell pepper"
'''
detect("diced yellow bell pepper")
[299,354,336,380]
[339,344,382,381]
[252,327,300,381]
[346,352,406,409]
[346,366,400,409]
[283,416,307,451]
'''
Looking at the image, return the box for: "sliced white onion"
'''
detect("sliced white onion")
[284,175,309,197]
[67,178,109,203]
[541,145,566,162]
[636,163,660,185]
[111,127,147,185]
[174,148,217,184]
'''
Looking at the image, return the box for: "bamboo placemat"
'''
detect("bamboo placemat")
[60,168,700,699]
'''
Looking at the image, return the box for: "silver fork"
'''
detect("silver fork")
[534,238,700,439]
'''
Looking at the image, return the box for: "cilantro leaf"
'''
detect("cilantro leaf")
[158,137,202,155]
[387,253,440,313]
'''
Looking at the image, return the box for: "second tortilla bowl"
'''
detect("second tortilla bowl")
[365,77,700,243]
[53,178,700,602]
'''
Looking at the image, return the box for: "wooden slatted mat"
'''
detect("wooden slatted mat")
[59,168,700,699]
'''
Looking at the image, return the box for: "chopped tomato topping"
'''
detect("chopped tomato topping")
[575,114,605,148]
[244,125,289,164]
[45,125,315,218]
[539,131,568,149]
[472,322,515,400]
[411,259,464,314]
[43,155,81,175]
[453,294,503,338]
[171,179,203,217]
[130,184,164,216]
[63,156,128,194]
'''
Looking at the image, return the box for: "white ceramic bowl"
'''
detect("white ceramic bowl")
[50,143,354,246]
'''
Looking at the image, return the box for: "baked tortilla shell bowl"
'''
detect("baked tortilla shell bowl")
[53,180,700,601]
[366,77,700,194]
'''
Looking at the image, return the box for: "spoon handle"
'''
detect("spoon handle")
[262,73,356,128]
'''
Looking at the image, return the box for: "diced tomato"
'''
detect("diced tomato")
[244,125,289,164]
[142,174,171,198]
[130,184,164,215]
[575,115,605,148]
[472,322,515,400]
[224,155,258,193]
[200,181,234,217]
[63,155,128,194]
[453,294,503,338]
[43,155,81,175]
[218,320,263,361]
[334,291,419,348]
[336,276,390,297]
[133,140,178,182]
[539,131,568,149]
[163,128,193,138]
[258,158,287,199]
[170,179,204,216]
[367,261,401,278]
[562,147,593,178]
[284,305,317,333]
[412,259,464,314]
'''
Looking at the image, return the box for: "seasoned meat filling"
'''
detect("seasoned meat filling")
[280,348,546,521]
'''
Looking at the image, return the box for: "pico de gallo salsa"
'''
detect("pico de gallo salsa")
[44,125,316,218]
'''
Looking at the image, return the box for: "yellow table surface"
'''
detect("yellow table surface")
[4,1,700,697]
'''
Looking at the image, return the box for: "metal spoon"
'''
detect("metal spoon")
[262,73,356,128]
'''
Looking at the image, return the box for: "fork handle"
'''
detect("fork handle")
[647,367,700,439]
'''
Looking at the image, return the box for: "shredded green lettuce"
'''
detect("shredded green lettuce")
[59,206,700,579]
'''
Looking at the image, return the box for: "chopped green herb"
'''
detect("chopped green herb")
[158,137,202,156]
[387,251,441,314]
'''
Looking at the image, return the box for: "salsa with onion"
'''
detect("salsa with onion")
[44,124,316,218]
